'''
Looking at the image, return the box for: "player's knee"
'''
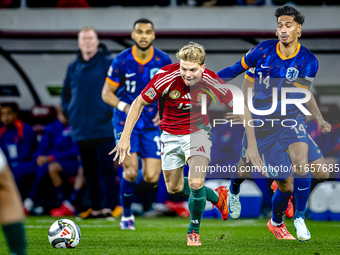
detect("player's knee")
[314,170,330,180]
[188,178,204,190]
[144,174,159,183]
[292,158,309,174]
[166,182,182,194]
[124,169,138,182]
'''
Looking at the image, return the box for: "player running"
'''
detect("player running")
[110,42,262,246]
[218,6,331,241]
[102,19,172,230]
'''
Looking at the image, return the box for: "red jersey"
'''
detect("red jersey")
[141,63,233,135]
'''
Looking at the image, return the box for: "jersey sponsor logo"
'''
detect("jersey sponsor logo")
[125,73,136,78]
[145,88,157,100]
[297,135,306,138]
[286,67,299,82]
[305,76,314,83]
[297,187,309,191]
[150,67,160,79]
[107,66,113,77]
[169,90,181,99]
[261,64,270,68]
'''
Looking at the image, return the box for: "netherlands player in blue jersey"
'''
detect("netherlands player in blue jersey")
[218,6,331,241]
[102,19,172,230]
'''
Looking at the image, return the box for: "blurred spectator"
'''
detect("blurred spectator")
[61,27,118,219]
[0,0,20,8]
[57,0,89,7]
[23,106,80,215]
[0,103,37,197]
[26,0,58,7]
[115,0,170,6]
[50,165,85,217]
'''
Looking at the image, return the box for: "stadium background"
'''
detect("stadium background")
[1,2,340,219]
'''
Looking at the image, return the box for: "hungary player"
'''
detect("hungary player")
[110,42,262,246]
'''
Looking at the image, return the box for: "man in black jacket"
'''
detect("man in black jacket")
[61,27,118,218]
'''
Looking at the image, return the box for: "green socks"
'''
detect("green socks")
[188,186,206,234]
[182,177,219,204]
[3,222,27,255]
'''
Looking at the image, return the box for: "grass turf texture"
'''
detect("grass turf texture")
[0,217,339,254]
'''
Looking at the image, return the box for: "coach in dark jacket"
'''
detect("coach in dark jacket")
[61,27,117,218]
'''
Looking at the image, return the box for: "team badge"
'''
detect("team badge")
[268,166,279,178]
[170,90,181,99]
[286,67,299,82]
[197,93,203,103]
[145,88,157,100]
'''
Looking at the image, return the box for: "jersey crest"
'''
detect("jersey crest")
[286,67,299,82]
[169,90,181,99]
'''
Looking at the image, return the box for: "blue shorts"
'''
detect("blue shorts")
[58,160,80,177]
[114,120,161,159]
[261,133,323,180]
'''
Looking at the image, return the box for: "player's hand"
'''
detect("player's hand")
[109,138,131,164]
[152,111,160,126]
[123,104,131,115]
[226,112,242,123]
[318,119,332,134]
[246,144,263,171]
[36,155,50,166]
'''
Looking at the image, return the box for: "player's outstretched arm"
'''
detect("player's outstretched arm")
[240,104,263,169]
[109,95,149,163]
[102,80,130,114]
[306,93,331,134]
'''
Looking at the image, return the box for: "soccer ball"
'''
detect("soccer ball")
[48,219,81,248]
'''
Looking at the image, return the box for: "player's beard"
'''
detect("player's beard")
[135,41,153,51]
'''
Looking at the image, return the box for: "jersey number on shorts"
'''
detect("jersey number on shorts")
[153,136,161,156]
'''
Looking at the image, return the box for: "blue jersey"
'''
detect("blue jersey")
[218,40,318,130]
[106,46,172,129]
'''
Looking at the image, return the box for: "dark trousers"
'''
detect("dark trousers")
[77,137,118,210]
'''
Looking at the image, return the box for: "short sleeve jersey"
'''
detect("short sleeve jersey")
[141,63,233,135]
[106,46,172,129]
[218,40,318,122]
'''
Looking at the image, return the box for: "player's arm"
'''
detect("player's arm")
[102,80,130,115]
[217,43,262,82]
[299,57,331,134]
[226,72,255,122]
[306,93,331,134]
[240,104,263,169]
[109,95,149,163]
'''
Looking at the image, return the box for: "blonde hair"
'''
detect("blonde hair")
[176,42,206,66]
[78,26,98,38]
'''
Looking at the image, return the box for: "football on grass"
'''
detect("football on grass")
[48,219,81,248]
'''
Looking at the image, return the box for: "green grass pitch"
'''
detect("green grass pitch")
[1,216,339,254]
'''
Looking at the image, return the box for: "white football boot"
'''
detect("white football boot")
[294,217,311,241]
[227,192,241,219]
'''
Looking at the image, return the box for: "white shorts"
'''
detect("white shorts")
[161,126,212,171]
[0,148,7,172]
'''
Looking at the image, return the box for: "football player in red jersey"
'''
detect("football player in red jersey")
[110,42,262,246]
